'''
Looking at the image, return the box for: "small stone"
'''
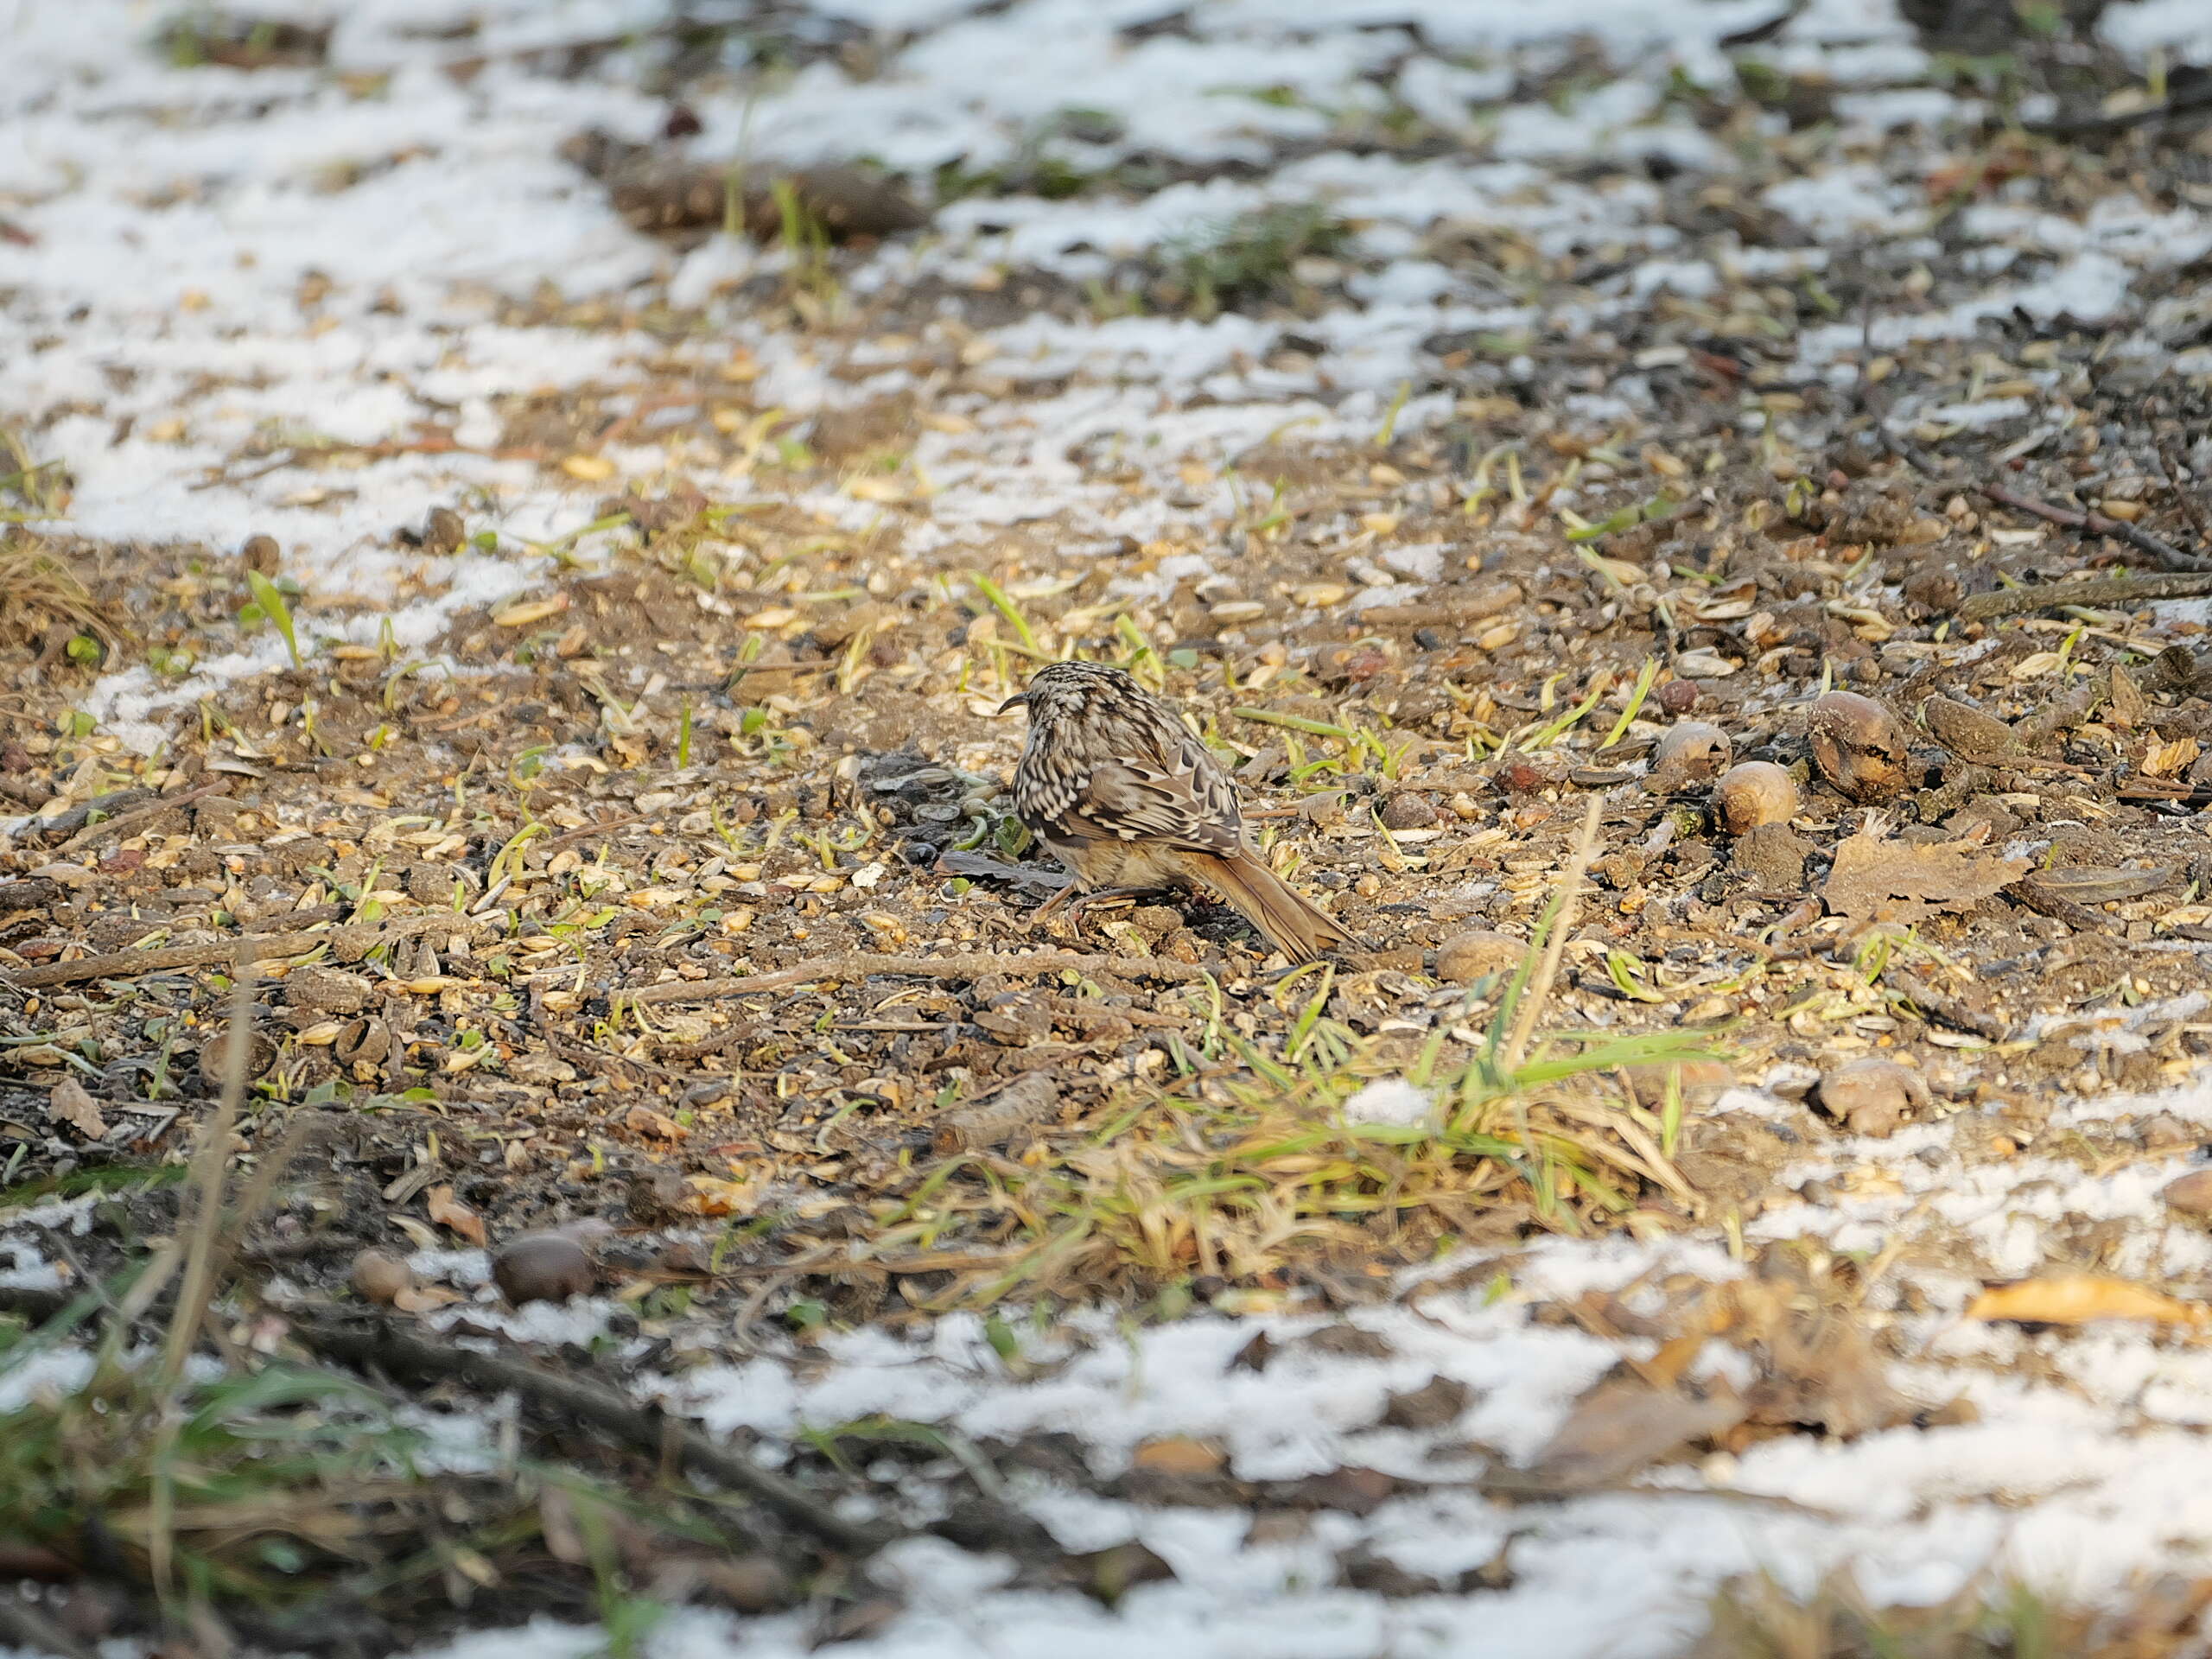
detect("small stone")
[1646,721,1733,794]
[1380,792,1439,830]
[2161,1169,2212,1217]
[286,966,371,1015]
[349,1249,413,1306]
[197,1022,276,1089]
[627,1167,693,1225]
[1624,1058,1733,1107]
[1497,755,1567,794]
[1731,822,1810,889]
[1656,678,1700,715]
[1436,929,1527,984]
[423,505,467,554]
[703,1556,792,1613]
[1815,1058,1929,1137]
[1382,1374,1471,1430]
[2141,1114,2196,1151]
[492,1232,596,1306]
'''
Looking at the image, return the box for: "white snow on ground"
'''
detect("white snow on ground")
[13,0,2212,1654]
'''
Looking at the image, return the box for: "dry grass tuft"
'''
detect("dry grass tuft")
[0,531,111,650]
[1694,1567,2212,1659]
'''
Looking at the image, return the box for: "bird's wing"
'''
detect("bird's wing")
[1073,735,1244,855]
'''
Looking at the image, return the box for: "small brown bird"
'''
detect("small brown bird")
[1001,661,1353,963]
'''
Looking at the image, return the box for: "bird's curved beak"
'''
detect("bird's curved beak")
[995,692,1029,715]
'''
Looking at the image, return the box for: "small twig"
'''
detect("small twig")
[5,785,152,845]
[49,781,226,858]
[3,912,482,990]
[1888,970,2011,1042]
[619,950,1212,1007]
[1956,571,2212,623]
[286,1314,894,1554]
[536,811,650,854]
[0,1594,98,1659]
[1501,795,1603,1076]
[2009,877,2109,933]
[1980,482,2212,575]
[2027,83,2212,140]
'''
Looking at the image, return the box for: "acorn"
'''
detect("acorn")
[349,1249,413,1306]
[1807,690,1908,802]
[492,1232,596,1306]
[1435,929,1528,984]
[1712,761,1799,834]
[1646,721,1734,794]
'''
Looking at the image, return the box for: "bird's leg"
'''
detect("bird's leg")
[1029,880,1082,925]
[1028,884,1174,942]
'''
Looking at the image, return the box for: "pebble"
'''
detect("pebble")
[1816,1058,1929,1137]
[492,1232,596,1306]
[2161,1169,2212,1217]
[1436,929,1527,984]
[349,1249,413,1306]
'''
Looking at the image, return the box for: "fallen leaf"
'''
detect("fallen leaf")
[1824,818,2027,926]
[388,1216,441,1252]
[392,1283,466,1313]
[493,594,569,629]
[426,1185,488,1247]
[1131,1436,1225,1476]
[1488,1377,1746,1494]
[626,1103,689,1141]
[1967,1274,2209,1327]
[45,1077,107,1140]
[2146,736,2201,777]
[687,1175,754,1217]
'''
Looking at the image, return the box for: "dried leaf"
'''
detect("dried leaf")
[687,1176,755,1217]
[1824,820,2027,926]
[426,1184,488,1247]
[1967,1274,2209,1326]
[1490,1377,1747,1494]
[626,1103,689,1141]
[1131,1437,1224,1476]
[2145,735,2201,777]
[392,1283,466,1313]
[45,1077,106,1140]
[388,1216,441,1252]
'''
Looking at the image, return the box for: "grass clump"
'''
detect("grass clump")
[0,531,113,654]
[876,804,1720,1306]
[1163,203,1352,317]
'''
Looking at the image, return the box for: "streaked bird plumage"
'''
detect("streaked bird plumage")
[1002,661,1353,964]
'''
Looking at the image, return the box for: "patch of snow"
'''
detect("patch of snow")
[1338,1077,1434,1128]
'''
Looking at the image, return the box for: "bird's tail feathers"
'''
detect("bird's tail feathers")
[1196,849,1356,964]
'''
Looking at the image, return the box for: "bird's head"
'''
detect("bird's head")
[996,660,1141,721]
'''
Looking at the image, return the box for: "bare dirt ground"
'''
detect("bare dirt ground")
[12,1,2212,1655]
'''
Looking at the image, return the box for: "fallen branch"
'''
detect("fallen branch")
[619,950,1213,1007]
[3,912,482,990]
[49,781,227,858]
[5,785,153,845]
[287,1314,894,1554]
[1955,571,2212,623]
[1351,581,1523,630]
[1980,482,2212,575]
